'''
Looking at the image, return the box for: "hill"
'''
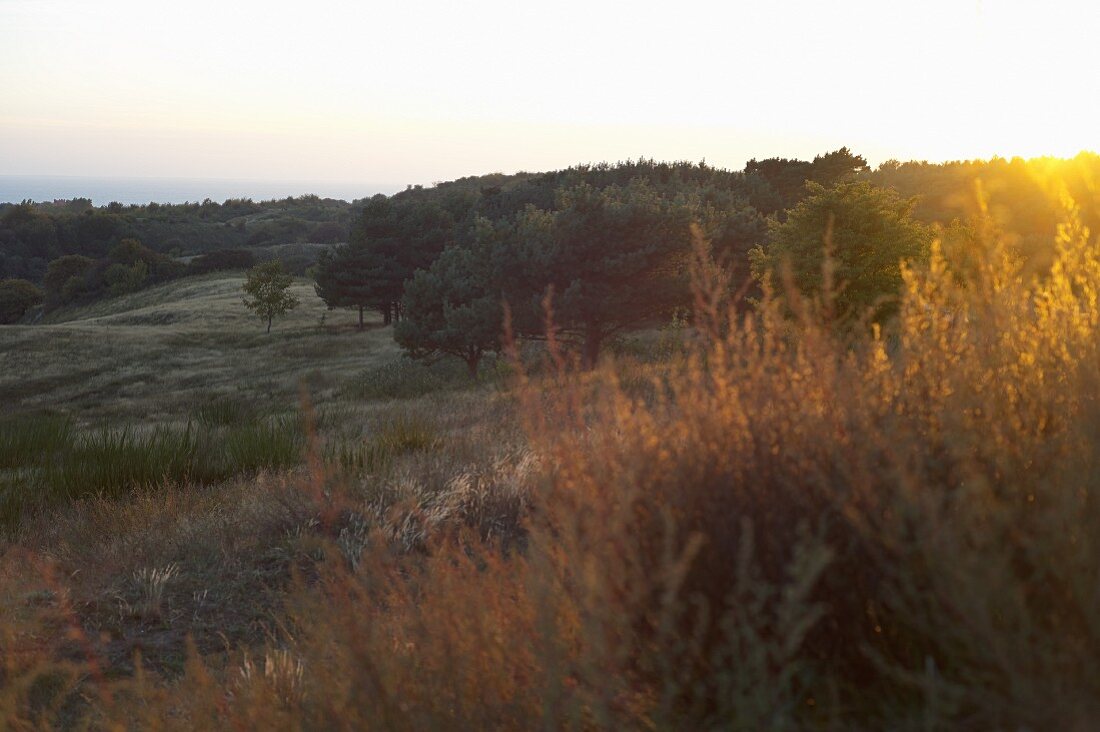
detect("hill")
[1,272,411,423]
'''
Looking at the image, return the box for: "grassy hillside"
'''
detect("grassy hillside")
[1,271,521,717]
[3,273,400,423]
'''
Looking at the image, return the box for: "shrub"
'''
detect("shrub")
[104,261,148,296]
[0,278,44,323]
[499,195,1100,726]
[43,255,95,303]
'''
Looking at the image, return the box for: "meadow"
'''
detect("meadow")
[3,204,1100,729]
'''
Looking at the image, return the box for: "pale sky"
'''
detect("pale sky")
[2,0,1098,188]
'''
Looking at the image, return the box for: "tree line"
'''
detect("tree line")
[0,194,355,284]
[0,194,356,322]
[5,150,1098,333]
[313,151,1100,374]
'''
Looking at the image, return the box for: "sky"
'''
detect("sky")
[2,0,1099,190]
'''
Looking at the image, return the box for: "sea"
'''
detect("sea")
[0,176,404,206]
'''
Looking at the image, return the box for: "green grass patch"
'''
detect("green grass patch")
[0,414,73,469]
[0,415,304,527]
[348,357,500,401]
[192,395,263,427]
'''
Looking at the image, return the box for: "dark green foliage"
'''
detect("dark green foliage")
[221,416,304,472]
[0,195,355,285]
[192,395,263,427]
[188,248,255,275]
[310,221,347,244]
[809,147,871,186]
[42,254,95,303]
[0,414,73,469]
[751,181,933,322]
[39,238,187,306]
[395,222,502,377]
[0,278,44,323]
[744,147,868,215]
[313,244,383,328]
[693,193,769,296]
[106,238,183,283]
[104,261,148,296]
[499,181,696,366]
[337,194,462,324]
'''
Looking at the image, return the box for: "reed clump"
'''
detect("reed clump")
[1,417,304,526]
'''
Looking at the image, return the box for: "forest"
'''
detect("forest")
[0,194,354,315]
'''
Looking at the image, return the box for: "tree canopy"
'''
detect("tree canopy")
[751,181,933,322]
[313,244,385,328]
[242,261,300,333]
[395,223,502,378]
[498,181,695,366]
[332,194,462,324]
[0,278,43,324]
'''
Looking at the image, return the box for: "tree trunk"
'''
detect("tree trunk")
[583,323,602,369]
[465,352,481,381]
[383,304,392,326]
[266,315,272,334]
[358,305,364,329]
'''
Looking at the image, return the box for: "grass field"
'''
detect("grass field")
[3,273,404,424]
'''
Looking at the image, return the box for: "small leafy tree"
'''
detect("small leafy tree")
[750,181,932,322]
[395,222,502,379]
[0,278,43,324]
[242,261,299,333]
